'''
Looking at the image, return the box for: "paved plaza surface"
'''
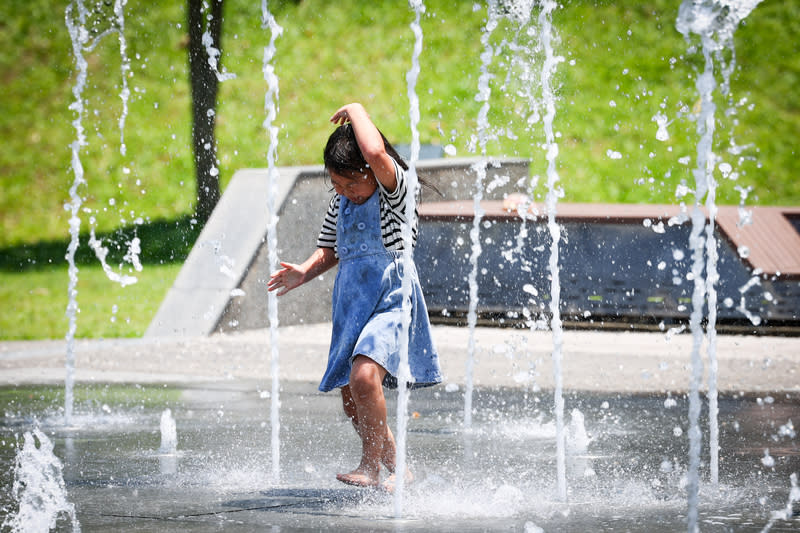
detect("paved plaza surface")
[1,325,799,531]
[1,323,798,392]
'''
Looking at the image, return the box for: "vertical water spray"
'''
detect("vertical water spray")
[499,7,539,284]
[158,409,178,475]
[79,1,139,287]
[676,1,763,529]
[699,2,755,492]
[395,0,424,517]
[683,42,714,532]
[113,0,130,156]
[261,0,283,483]
[537,0,566,502]
[705,163,720,492]
[159,409,178,454]
[63,0,91,427]
[706,12,747,490]
[63,0,138,426]
[464,0,499,430]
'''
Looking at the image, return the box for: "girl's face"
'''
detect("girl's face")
[329,170,378,205]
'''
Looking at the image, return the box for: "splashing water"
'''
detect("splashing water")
[159,408,178,454]
[113,0,131,156]
[87,226,138,287]
[203,2,237,82]
[2,429,81,533]
[158,409,179,475]
[64,0,91,427]
[464,0,499,430]
[676,0,763,44]
[566,408,590,457]
[566,408,594,479]
[79,1,132,157]
[396,0,425,517]
[63,0,140,425]
[677,0,763,530]
[537,0,566,502]
[760,473,800,533]
[262,0,283,484]
[465,0,567,502]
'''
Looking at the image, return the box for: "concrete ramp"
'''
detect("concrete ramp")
[145,166,312,337]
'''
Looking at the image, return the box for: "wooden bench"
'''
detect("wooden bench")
[420,200,800,279]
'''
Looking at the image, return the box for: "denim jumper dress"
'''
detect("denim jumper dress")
[318,189,442,392]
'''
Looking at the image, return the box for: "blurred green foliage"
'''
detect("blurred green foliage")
[0,0,797,339]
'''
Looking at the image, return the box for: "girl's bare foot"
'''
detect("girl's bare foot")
[380,468,414,493]
[336,465,380,487]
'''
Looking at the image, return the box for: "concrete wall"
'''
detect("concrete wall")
[145,157,530,337]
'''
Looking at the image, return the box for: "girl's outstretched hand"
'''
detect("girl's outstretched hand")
[268,262,305,296]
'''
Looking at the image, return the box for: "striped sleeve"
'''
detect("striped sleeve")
[381,158,408,207]
[316,194,339,251]
[377,158,419,251]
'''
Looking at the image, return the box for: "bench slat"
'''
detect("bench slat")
[419,201,800,278]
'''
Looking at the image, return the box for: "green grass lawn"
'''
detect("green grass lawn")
[1,216,198,339]
[0,383,182,414]
[0,264,180,340]
[1,0,798,340]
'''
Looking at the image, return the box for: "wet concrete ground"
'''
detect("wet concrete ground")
[1,381,799,531]
[1,325,799,531]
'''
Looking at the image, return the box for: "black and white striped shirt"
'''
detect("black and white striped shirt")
[317,158,419,257]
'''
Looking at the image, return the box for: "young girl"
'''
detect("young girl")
[267,103,442,489]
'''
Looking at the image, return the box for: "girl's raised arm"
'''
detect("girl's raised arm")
[330,103,397,192]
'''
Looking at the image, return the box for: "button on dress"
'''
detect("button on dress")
[318,189,442,392]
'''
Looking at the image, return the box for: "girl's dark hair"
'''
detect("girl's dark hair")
[324,123,408,175]
[323,123,441,195]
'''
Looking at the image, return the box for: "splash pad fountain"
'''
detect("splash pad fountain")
[1,345,798,530]
[2,0,800,531]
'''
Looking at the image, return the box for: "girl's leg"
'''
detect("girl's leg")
[336,355,396,486]
[341,385,397,472]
